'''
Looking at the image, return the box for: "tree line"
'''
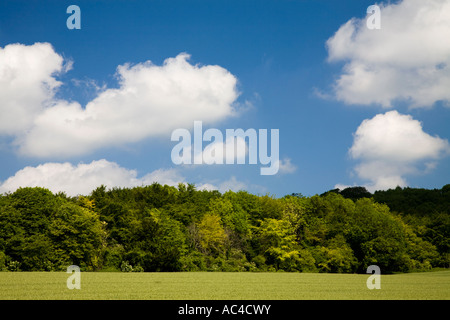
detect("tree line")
[0,184,448,273]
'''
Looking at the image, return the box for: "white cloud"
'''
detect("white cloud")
[174,173,247,193]
[0,43,239,158]
[0,160,184,196]
[198,176,269,194]
[326,0,450,108]
[342,111,450,192]
[195,183,219,192]
[350,111,450,162]
[139,168,186,187]
[179,177,248,194]
[0,159,253,196]
[0,43,67,135]
[352,161,409,192]
[217,176,248,193]
[277,158,297,174]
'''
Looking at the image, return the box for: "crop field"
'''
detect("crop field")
[0,271,449,300]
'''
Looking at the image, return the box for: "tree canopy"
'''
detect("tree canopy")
[0,184,448,272]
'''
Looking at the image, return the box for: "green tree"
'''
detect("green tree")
[339,186,372,201]
[348,198,411,272]
[49,202,106,270]
[0,187,105,271]
[255,218,315,271]
[124,208,187,271]
[314,235,358,273]
[196,213,227,256]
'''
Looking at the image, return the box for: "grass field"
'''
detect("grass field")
[0,271,449,300]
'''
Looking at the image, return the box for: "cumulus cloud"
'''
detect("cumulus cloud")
[277,158,297,174]
[0,43,67,135]
[0,159,253,196]
[0,160,185,196]
[326,0,450,108]
[342,111,450,192]
[0,43,239,158]
[350,112,450,162]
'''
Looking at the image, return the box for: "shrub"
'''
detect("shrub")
[120,260,133,272]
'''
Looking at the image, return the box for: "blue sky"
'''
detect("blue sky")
[0,0,449,197]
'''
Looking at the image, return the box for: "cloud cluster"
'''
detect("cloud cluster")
[0,43,239,158]
[345,111,450,192]
[326,0,450,191]
[0,43,258,195]
[326,0,450,108]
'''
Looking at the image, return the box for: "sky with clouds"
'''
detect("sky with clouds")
[0,0,449,197]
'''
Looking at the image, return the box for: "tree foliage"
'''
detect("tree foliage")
[0,184,447,272]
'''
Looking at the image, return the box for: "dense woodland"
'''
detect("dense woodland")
[0,184,448,273]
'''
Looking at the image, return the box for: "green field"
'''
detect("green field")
[1,271,449,300]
